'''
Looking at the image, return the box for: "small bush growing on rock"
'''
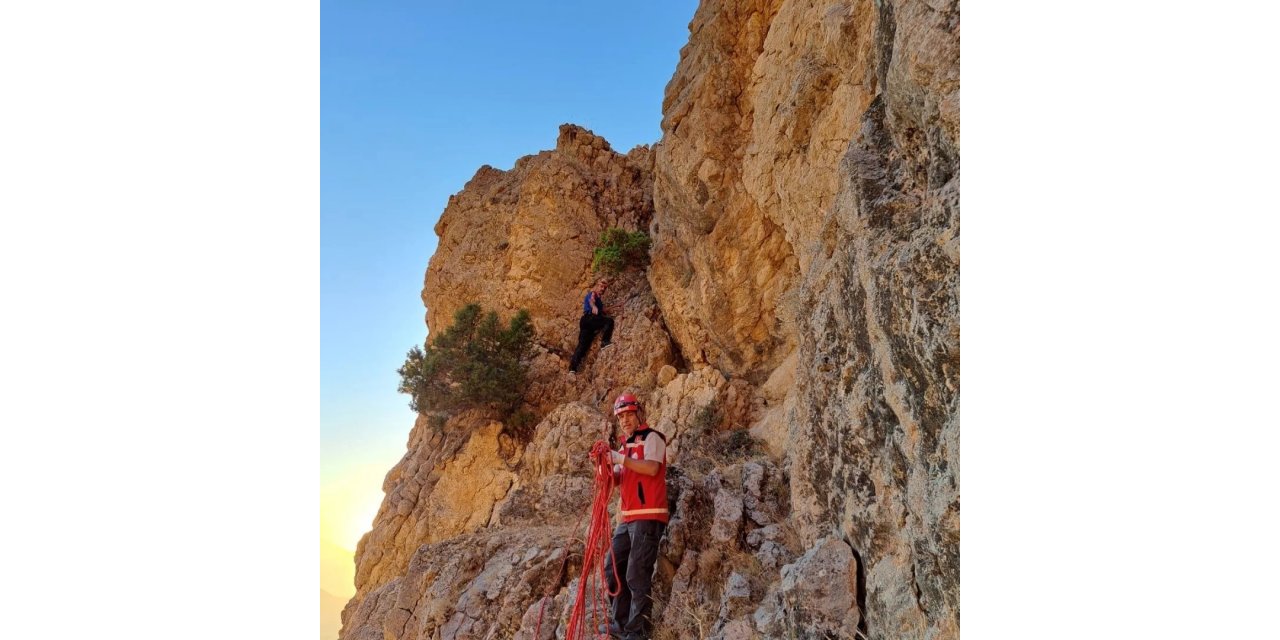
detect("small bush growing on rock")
[722,430,760,460]
[397,303,534,418]
[591,228,651,275]
[692,405,721,433]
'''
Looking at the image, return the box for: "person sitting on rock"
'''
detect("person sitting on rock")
[601,393,668,640]
[568,277,616,374]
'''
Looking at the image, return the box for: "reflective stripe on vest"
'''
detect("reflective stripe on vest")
[620,507,669,517]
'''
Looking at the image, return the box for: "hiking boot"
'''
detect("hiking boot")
[597,622,623,639]
[600,341,613,350]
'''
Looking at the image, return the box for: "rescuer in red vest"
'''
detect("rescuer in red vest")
[602,392,668,640]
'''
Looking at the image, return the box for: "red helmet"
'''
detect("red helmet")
[613,393,641,416]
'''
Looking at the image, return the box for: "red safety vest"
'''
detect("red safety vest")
[618,427,669,524]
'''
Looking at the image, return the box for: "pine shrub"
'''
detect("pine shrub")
[397,304,534,418]
[591,228,651,275]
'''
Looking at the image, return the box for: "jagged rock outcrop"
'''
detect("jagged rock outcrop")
[348,412,517,609]
[645,366,754,464]
[343,527,576,640]
[342,0,958,638]
[421,124,678,415]
[491,402,610,529]
[752,536,862,637]
[424,123,654,338]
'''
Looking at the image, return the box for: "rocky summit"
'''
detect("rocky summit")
[341,0,958,638]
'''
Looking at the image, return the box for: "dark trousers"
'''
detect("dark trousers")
[569,313,613,372]
[604,519,665,640]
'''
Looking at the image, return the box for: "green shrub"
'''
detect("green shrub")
[591,228,651,275]
[397,304,534,418]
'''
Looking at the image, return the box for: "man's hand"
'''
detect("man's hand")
[589,440,614,467]
[610,451,624,465]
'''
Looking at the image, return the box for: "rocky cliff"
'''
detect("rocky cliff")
[341,0,958,638]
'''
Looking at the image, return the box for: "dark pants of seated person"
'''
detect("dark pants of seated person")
[604,520,665,640]
[569,313,613,372]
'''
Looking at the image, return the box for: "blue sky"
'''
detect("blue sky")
[320,0,699,589]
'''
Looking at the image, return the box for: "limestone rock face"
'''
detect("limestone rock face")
[655,459,800,640]
[420,124,677,415]
[746,351,797,458]
[423,124,654,359]
[651,0,892,382]
[784,3,960,636]
[347,412,517,612]
[491,402,607,529]
[652,0,960,636]
[345,528,574,640]
[650,0,797,381]
[753,536,862,638]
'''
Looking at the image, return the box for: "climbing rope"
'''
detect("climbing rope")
[533,438,621,640]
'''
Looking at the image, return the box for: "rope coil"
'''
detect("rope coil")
[534,439,620,640]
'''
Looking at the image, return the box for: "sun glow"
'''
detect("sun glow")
[321,462,391,597]
[345,491,384,548]
[322,464,389,551]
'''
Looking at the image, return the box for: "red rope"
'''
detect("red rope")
[565,440,621,639]
[533,439,619,640]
